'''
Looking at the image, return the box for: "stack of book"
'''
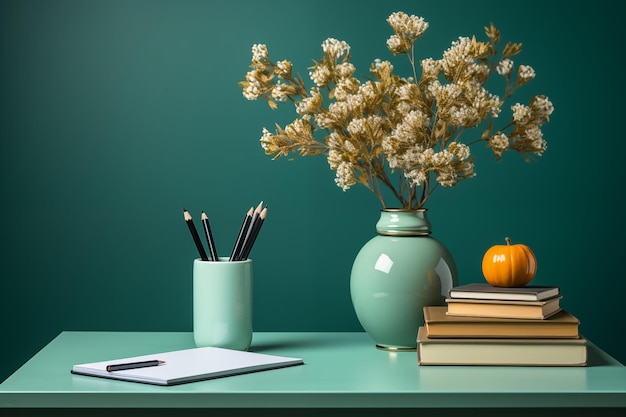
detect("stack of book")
[417,283,587,366]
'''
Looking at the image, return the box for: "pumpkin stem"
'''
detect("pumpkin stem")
[505,237,511,246]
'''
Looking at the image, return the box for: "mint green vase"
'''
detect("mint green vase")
[350,209,458,350]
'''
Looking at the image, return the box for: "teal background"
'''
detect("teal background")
[1,0,623,382]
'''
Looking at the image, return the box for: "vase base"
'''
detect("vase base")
[375,344,416,352]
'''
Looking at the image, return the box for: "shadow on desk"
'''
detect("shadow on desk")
[2,408,626,417]
[249,332,362,353]
[587,342,619,367]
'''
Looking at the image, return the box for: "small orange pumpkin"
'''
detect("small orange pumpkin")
[481,237,537,287]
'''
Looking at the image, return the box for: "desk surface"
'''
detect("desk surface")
[1,331,626,409]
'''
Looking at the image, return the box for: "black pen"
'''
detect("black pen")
[106,360,165,372]
[183,209,209,261]
[201,211,219,261]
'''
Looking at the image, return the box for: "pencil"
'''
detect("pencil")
[201,211,219,261]
[229,207,254,261]
[106,360,165,372]
[235,201,263,261]
[240,206,267,260]
[183,209,209,261]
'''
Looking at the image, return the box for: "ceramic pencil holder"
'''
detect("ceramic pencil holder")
[193,258,253,351]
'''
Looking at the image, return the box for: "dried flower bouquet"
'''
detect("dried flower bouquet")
[240,11,553,209]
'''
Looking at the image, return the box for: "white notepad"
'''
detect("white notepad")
[71,346,304,386]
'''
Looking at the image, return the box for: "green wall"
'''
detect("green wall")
[1,0,624,382]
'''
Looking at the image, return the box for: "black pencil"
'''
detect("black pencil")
[229,207,254,261]
[201,211,219,261]
[183,209,209,261]
[240,206,267,260]
[235,201,263,261]
[106,360,165,372]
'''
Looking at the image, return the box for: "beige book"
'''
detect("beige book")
[445,296,562,319]
[417,327,587,366]
[424,306,580,338]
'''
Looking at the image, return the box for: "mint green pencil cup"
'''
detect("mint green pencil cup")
[193,258,253,350]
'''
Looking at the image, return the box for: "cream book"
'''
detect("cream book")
[71,346,304,386]
[417,327,587,366]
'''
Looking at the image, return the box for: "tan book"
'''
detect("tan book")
[417,327,587,366]
[424,306,580,338]
[445,296,562,319]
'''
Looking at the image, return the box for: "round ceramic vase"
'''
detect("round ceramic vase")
[350,209,458,350]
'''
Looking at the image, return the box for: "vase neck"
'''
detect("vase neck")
[376,209,431,236]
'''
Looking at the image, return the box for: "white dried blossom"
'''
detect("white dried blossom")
[464,81,502,118]
[327,149,342,170]
[449,105,480,126]
[448,142,471,160]
[309,64,333,87]
[431,150,454,167]
[421,58,440,79]
[510,128,547,157]
[295,88,322,115]
[334,161,356,191]
[370,59,394,79]
[335,62,356,80]
[525,126,543,141]
[512,103,532,124]
[271,81,289,102]
[322,38,350,60]
[496,58,513,76]
[276,60,293,78]
[427,80,463,104]
[386,155,400,169]
[343,140,357,154]
[252,44,268,61]
[344,94,365,113]
[393,110,430,144]
[396,83,413,101]
[398,147,426,170]
[531,96,554,119]
[283,118,312,139]
[242,69,264,100]
[458,161,475,178]
[260,127,273,152]
[333,78,360,101]
[347,118,366,136]
[357,82,377,103]
[442,37,472,71]
[518,65,536,82]
[386,35,402,52]
[489,133,510,158]
[327,131,341,148]
[387,12,429,40]
[436,169,458,187]
[405,169,428,187]
[243,84,260,100]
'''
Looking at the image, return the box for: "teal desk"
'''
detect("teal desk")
[1,332,625,416]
